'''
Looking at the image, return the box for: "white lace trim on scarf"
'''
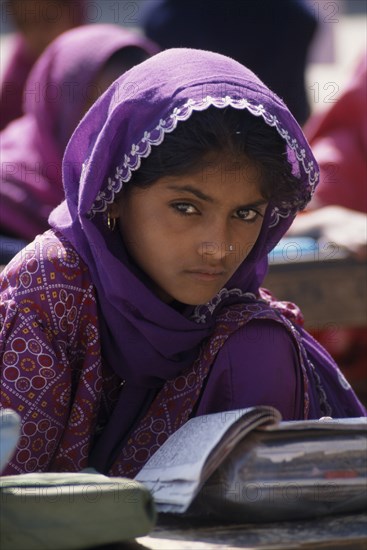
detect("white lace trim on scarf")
[190,287,257,324]
[88,95,319,226]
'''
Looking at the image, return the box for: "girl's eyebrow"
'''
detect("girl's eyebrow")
[238,199,268,210]
[166,184,214,202]
[166,184,268,209]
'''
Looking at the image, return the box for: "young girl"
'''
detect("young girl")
[1,49,365,477]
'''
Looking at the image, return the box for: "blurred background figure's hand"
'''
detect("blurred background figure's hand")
[288,206,367,260]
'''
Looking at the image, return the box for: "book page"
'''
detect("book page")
[137,410,245,483]
[136,406,280,512]
[137,407,279,481]
[263,417,367,432]
[199,425,367,521]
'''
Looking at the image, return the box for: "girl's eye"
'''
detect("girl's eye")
[235,208,260,222]
[171,202,199,216]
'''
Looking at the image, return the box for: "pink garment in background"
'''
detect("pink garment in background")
[0,0,85,130]
[305,54,367,212]
[0,24,158,241]
[0,35,35,130]
[304,54,367,405]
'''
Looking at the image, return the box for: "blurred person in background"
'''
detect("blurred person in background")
[0,0,85,130]
[0,24,158,261]
[141,0,318,125]
[305,53,366,216]
[287,52,367,404]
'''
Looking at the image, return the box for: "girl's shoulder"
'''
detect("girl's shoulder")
[0,230,91,293]
[0,230,99,344]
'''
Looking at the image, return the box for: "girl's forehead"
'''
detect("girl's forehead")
[137,159,265,201]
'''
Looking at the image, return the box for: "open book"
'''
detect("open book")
[136,406,367,521]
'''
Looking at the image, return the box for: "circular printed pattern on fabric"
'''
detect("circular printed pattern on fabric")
[122,445,135,460]
[1,232,104,475]
[136,431,151,446]
[25,458,38,472]
[26,258,39,274]
[186,372,196,388]
[16,256,40,291]
[31,376,47,390]
[11,418,57,473]
[3,336,56,395]
[134,448,150,464]
[15,377,32,392]
[3,366,20,382]
[37,353,54,370]
[19,357,36,372]
[46,440,57,454]
[18,435,30,449]
[59,248,80,270]
[81,444,90,458]
[2,351,17,366]
[39,367,55,380]
[53,382,71,405]
[173,376,186,391]
[16,449,31,464]
[54,301,66,318]
[84,322,99,347]
[156,432,168,446]
[47,242,83,282]
[94,377,103,393]
[38,453,50,468]
[151,419,166,434]
[38,419,51,433]
[70,404,85,427]
[68,306,77,323]
[19,271,32,288]
[28,339,42,355]
[23,422,38,436]
[32,437,44,452]
[45,426,58,441]
[209,334,227,355]
[11,338,27,353]
[53,290,79,335]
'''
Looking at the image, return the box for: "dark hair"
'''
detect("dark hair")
[123,107,306,208]
[103,47,150,75]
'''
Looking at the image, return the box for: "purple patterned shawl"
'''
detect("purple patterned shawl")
[49,49,365,473]
[0,24,158,240]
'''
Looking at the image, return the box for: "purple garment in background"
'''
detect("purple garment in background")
[0,24,158,241]
[0,35,35,130]
[0,0,85,130]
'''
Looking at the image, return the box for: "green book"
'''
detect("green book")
[1,471,156,550]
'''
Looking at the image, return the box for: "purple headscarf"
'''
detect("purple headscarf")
[0,24,158,240]
[50,48,319,394]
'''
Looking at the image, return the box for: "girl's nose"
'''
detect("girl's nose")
[199,241,232,260]
[197,219,233,261]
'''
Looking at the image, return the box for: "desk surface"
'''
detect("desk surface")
[129,512,367,550]
[264,257,367,329]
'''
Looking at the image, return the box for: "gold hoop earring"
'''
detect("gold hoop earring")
[107,212,116,231]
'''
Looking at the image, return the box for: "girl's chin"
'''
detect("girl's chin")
[152,280,225,307]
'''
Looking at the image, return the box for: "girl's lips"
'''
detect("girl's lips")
[185,270,225,281]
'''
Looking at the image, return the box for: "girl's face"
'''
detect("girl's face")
[112,156,267,305]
